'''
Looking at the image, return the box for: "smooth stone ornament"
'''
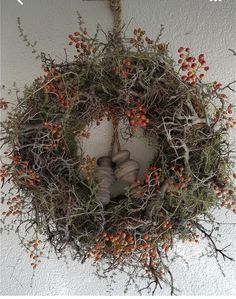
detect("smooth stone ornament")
[95,156,115,206]
[112,150,140,197]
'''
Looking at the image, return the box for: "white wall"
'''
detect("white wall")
[0,0,236,295]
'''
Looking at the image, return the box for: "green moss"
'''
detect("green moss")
[165,185,217,222]
[202,133,222,174]
[62,108,86,158]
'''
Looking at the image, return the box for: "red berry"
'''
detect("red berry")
[185,47,191,53]
[186,57,192,62]
[141,115,147,121]
[178,47,184,53]
[220,93,227,98]
[178,59,183,64]
[204,66,209,71]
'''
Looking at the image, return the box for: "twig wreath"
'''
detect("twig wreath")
[1,0,236,295]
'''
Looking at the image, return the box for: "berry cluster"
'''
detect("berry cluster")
[91,230,136,260]
[129,28,166,51]
[212,181,236,214]
[144,165,191,195]
[213,81,222,91]
[219,93,227,100]
[112,58,133,79]
[0,98,8,110]
[43,122,65,150]
[127,102,149,131]
[156,43,169,52]
[90,230,166,275]
[68,31,97,56]
[12,155,40,187]
[0,167,11,180]
[223,104,236,130]
[75,130,90,139]
[2,195,22,217]
[80,155,96,182]
[138,236,165,275]
[129,28,146,46]
[28,239,43,270]
[167,165,191,194]
[43,67,78,108]
[159,234,173,253]
[144,166,163,185]
[162,220,172,230]
[183,223,200,243]
[43,67,61,80]
[214,104,236,129]
[94,108,115,126]
[178,47,209,85]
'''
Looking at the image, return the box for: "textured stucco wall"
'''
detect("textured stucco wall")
[0,0,236,295]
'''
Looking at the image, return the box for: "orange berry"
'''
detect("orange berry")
[141,253,148,260]
[143,243,150,250]
[141,115,146,121]
[121,232,127,239]
[151,248,158,258]
[124,249,130,255]
[128,234,134,241]
[178,47,184,53]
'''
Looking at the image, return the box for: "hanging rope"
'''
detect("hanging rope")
[109,118,121,156]
[109,0,122,36]
[84,0,122,39]
[85,0,123,155]
[109,0,122,155]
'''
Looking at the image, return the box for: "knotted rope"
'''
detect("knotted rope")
[109,118,121,156]
[109,0,122,37]
[109,0,122,155]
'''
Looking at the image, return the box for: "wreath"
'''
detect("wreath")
[1,2,236,295]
